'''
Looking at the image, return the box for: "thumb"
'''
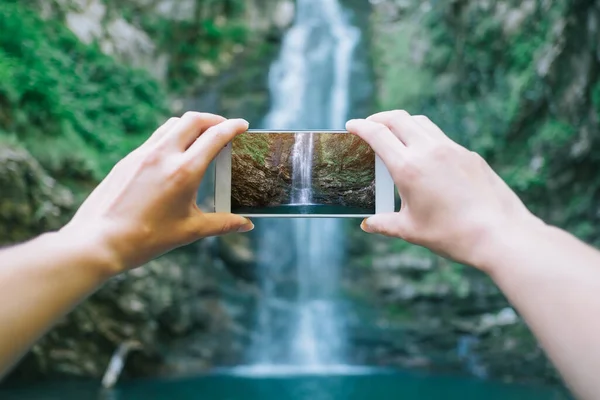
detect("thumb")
[193,213,255,238]
[361,212,407,238]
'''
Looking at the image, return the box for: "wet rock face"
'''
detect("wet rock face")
[231,133,295,208]
[312,133,376,209]
[231,153,291,207]
[0,145,74,243]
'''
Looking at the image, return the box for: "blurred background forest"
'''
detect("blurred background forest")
[0,0,598,396]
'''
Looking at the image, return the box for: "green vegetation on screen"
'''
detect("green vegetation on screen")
[234,134,271,165]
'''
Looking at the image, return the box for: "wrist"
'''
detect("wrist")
[56,224,125,279]
[469,214,551,276]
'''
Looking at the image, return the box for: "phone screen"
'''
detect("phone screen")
[231,131,375,216]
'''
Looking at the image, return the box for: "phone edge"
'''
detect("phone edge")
[214,135,395,217]
[214,143,232,213]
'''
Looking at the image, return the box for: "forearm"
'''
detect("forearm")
[480,222,600,399]
[0,231,115,377]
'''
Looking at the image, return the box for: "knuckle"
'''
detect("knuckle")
[171,159,196,181]
[182,111,223,125]
[360,123,387,139]
[182,111,205,123]
[161,159,190,184]
[413,115,430,123]
[391,109,410,119]
[397,157,420,180]
[375,124,391,137]
[140,150,163,168]
[430,143,454,161]
[209,125,227,140]
[153,132,173,149]
[470,151,489,167]
[470,150,483,161]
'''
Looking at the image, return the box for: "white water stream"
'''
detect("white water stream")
[250,0,360,369]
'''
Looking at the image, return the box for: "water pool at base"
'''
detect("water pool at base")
[0,369,570,400]
[233,204,374,216]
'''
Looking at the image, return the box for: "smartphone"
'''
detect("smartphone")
[214,130,395,218]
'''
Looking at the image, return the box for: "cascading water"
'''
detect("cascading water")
[248,0,361,370]
[291,132,314,205]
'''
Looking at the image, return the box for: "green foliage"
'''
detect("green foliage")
[370,17,434,111]
[421,262,470,299]
[531,119,574,150]
[233,133,271,165]
[108,0,249,92]
[384,305,413,322]
[0,1,168,180]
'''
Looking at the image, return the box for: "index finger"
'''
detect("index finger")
[185,118,249,174]
[368,110,429,146]
[412,115,455,143]
[346,119,406,168]
[158,112,226,151]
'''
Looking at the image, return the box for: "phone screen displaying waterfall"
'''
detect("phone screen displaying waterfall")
[231,131,376,215]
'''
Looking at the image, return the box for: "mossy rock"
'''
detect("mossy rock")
[0,143,74,244]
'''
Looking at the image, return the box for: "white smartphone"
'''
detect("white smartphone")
[214,130,395,218]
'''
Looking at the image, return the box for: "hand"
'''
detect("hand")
[61,112,254,275]
[347,110,542,269]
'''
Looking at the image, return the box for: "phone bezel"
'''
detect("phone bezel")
[214,130,395,218]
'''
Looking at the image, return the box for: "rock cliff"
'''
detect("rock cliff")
[312,133,375,209]
[231,133,295,208]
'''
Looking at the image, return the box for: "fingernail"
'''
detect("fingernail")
[360,218,370,232]
[237,219,254,233]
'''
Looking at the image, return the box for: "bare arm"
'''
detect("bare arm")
[347,111,600,399]
[484,221,600,399]
[0,232,114,376]
[0,112,253,377]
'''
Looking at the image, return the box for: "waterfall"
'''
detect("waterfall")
[291,132,314,205]
[291,218,345,366]
[248,0,361,370]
